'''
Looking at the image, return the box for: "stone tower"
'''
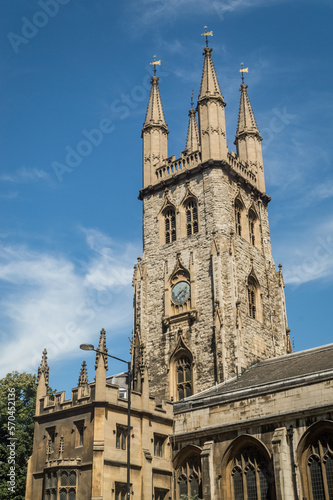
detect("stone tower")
[132,43,292,403]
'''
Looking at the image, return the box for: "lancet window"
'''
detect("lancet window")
[235,200,243,236]
[185,199,198,236]
[247,276,260,321]
[176,355,192,400]
[164,208,176,244]
[248,279,256,319]
[248,209,257,246]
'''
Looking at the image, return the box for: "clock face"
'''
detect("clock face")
[171,281,190,305]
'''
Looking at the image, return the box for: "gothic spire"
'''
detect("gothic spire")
[143,76,168,130]
[234,75,265,192]
[235,83,261,140]
[185,93,199,152]
[95,328,108,371]
[78,360,88,387]
[196,43,228,162]
[142,62,169,188]
[198,47,225,103]
[37,348,49,387]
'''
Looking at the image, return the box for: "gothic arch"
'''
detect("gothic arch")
[297,420,333,500]
[169,334,194,402]
[247,202,260,248]
[233,192,246,238]
[221,435,274,500]
[246,269,262,322]
[173,444,202,499]
[158,192,177,245]
[180,185,199,238]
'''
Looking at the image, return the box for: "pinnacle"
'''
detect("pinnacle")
[143,76,168,130]
[185,107,199,152]
[198,47,224,102]
[37,348,49,386]
[78,360,88,387]
[95,328,108,371]
[236,83,261,138]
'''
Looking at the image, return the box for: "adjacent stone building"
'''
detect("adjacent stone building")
[26,38,333,500]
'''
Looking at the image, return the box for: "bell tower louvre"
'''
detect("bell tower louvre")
[132,33,292,404]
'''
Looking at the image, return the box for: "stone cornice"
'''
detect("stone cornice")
[172,402,333,443]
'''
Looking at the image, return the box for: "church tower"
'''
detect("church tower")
[132,36,291,403]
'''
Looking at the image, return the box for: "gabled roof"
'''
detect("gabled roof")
[174,343,333,413]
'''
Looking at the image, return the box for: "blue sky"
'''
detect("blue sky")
[0,0,332,395]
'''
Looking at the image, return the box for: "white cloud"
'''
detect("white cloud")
[0,229,139,378]
[275,217,333,287]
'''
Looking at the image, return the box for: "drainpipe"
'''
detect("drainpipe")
[287,426,299,500]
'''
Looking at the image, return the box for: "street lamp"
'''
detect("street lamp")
[80,343,131,500]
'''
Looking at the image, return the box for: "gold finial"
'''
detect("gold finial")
[239,62,249,84]
[201,26,213,47]
[150,54,161,76]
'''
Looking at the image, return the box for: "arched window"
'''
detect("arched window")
[60,490,67,500]
[235,200,243,237]
[60,471,68,486]
[176,454,202,499]
[164,208,176,244]
[231,447,271,499]
[248,209,257,246]
[176,356,192,400]
[223,440,274,500]
[302,432,333,500]
[69,471,76,486]
[248,277,257,320]
[185,199,198,236]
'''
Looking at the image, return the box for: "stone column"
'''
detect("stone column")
[272,427,294,499]
[201,440,215,499]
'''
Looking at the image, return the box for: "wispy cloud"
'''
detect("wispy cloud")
[0,229,139,377]
[128,0,287,26]
[0,166,50,183]
[275,217,333,287]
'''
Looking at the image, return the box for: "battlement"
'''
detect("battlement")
[154,150,202,183]
[38,381,173,421]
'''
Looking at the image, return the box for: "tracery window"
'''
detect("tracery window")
[248,210,256,246]
[185,199,198,236]
[176,356,192,400]
[164,208,176,244]
[247,278,257,320]
[176,455,202,499]
[235,200,243,236]
[44,470,77,500]
[305,434,333,500]
[231,447,272,500]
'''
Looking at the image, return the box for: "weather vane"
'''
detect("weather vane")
[150,55,161,76]
[190,89,194,108]
[239,62,249,83]
[201,26,213,47]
